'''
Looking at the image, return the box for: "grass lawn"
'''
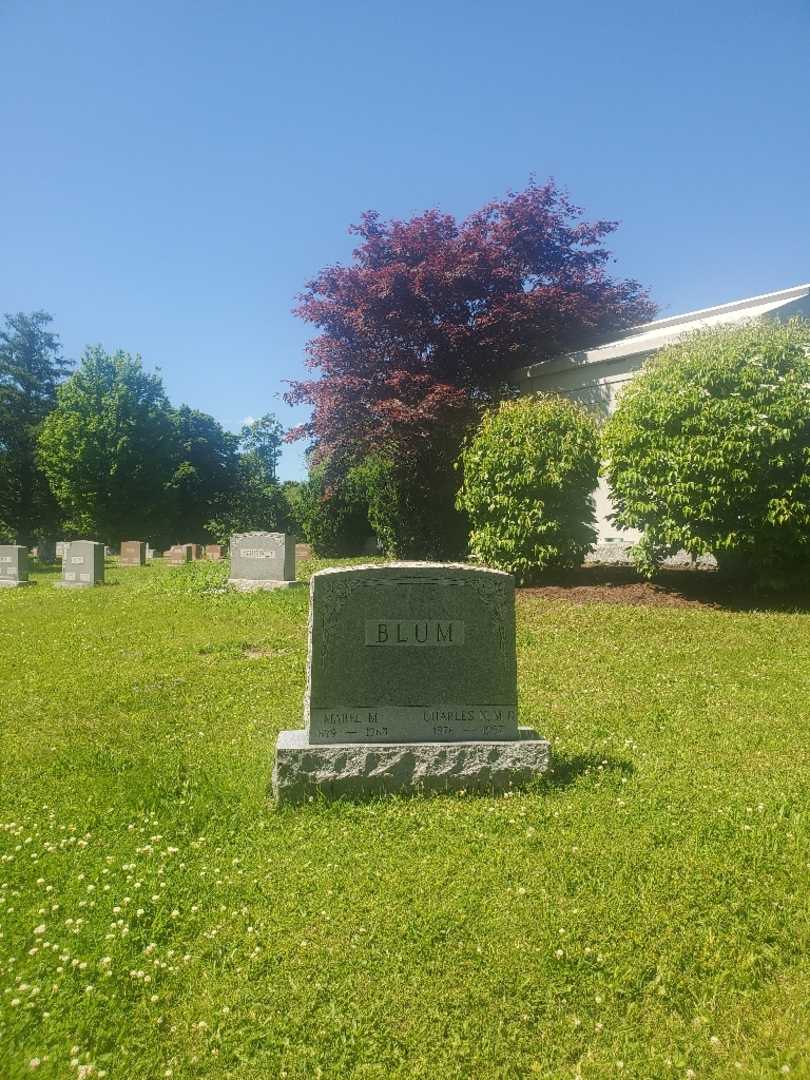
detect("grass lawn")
[1,558,809,1079]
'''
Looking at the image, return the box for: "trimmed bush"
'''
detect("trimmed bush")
[456,394,600,583]
[602,318,810,582]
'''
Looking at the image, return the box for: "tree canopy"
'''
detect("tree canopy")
[37,347,177,543]
[0,311,72,545]
[286,179,655,556]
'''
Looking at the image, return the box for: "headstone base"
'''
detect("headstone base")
[54,581,103,589]
[0,579,32,588]
[228,578,304,592]
[272,727,551,804]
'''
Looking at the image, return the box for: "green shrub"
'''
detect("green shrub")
[456,394,600,583]
[602,318,810,583]
[292,462,372,556]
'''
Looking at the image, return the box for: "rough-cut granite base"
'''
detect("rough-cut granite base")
[272,727,551,804]
[228,578,304,592]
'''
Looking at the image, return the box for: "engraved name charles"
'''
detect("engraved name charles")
[364,619,465,646]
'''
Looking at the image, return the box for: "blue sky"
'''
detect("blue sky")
[2,0,808,480]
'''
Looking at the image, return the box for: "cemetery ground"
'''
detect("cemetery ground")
[1,560,809,1080]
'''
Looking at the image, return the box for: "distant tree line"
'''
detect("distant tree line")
[0,312,296,548]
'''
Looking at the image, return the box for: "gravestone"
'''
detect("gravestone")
[120,540,146,567]
[55,540,105,588]
[189,544,204,560]
[295,542,312,561]
[0,545,31,587]
[228,531,301,591]
[272,563,550,803]
[55,542,68,560]
[166,544,192,565]
[206,544,224,561]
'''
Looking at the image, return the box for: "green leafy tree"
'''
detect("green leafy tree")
[165,406,240,545]
[239,414,283,482]
[203,414,290,543]
[0,311,72,545]
[287,458,372,556]
[37,346,175,544]
[602,319,810,583]
[456,395,600,583]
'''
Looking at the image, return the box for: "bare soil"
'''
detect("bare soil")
[518,566,810,612]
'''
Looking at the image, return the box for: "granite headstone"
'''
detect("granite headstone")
[55,540,105,588]
[206,544,224,561]
[0,545,31,587]
[120,540,146,567]
[272,563,550,803]
[228,531,300,590]
[166,545,192,565]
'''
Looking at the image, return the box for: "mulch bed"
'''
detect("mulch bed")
[518,566,810,612]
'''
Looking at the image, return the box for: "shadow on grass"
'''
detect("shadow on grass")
[540,751,635,791]
[518,565,810,614]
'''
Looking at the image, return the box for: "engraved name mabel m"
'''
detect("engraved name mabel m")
[364,620,465,646]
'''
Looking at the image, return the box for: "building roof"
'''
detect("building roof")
[517,282,810,381]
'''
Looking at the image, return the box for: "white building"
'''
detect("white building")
[514,282,810,549]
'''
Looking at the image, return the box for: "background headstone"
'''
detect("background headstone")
[272,563,550,803]
[228,531,299,590]
[56,541,105,587]
[189,544,204,560]
[120,540,146,567]
[0,545,31,587]
[166,544,192,565]
[295,542,313,561]
[206,544,224,561]
[55,542,68,560]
